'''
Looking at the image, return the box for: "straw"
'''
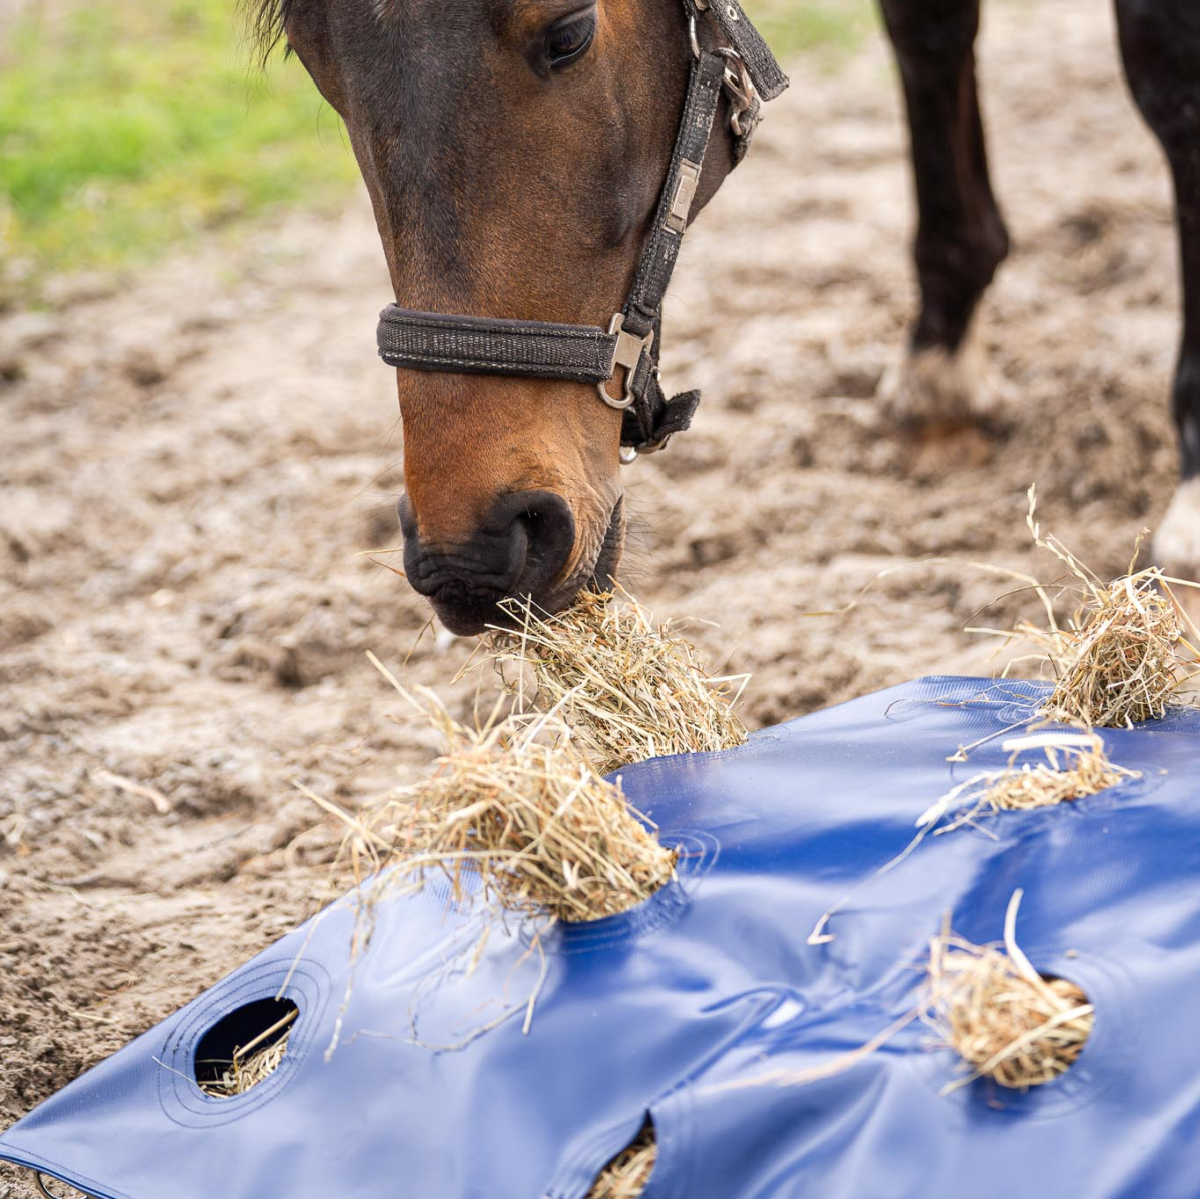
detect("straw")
[811,731,1134,945]
[587,1118,657,1200]
[196,1009,296,1098]
[979,486,1200,728]
[489,589,748,776]
[925,890,1093,1092]
[328,654,677,926]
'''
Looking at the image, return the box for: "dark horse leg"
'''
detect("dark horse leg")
[877,0,1009,422]
[1116,0,1200,584]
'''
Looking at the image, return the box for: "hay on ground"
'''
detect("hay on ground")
[489,589,748,776]
[322,656,677,925]
[196,1009,295,1098]
[587,1118,657,1200]
[982,486,1200,728]
[925,890,1093,1092]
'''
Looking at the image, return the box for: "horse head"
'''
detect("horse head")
[256,0,784,633]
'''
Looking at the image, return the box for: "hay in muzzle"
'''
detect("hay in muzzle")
[926,890,1093,1092]
[321,655,677,926]
[489,589,748,776]
[990,486,1200,728]
[196,1008,296,1099]
[587,1117,657,1199]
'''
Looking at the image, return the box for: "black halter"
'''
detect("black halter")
[376,0,787,460]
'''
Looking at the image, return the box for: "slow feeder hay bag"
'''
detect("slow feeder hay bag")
[491,590,748,775]
[7,677,1200,1198]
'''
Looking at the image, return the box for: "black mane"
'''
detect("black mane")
[245,0,290,62]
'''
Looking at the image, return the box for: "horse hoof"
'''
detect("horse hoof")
[1153,477,1200,628]
[876,323,990,426]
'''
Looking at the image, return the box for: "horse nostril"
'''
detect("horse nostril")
[492,490,575,595]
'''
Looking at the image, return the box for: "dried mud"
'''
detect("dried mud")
[0,3,1186,1193]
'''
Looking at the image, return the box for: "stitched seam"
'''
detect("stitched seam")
[382,352,609,375]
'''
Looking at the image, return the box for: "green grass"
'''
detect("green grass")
[0,0,357,287]
[0,0,874,293]
[746,0,877,65]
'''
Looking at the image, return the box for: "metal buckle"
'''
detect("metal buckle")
[598,313,653,410]
[716,46,756,136]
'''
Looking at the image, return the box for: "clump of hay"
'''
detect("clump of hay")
[587,1118,657,1199]
[926,890,1093,1092]
[320,654,677,926]
[923,730,1137,836]
[489,589,748,776]
[985,486,1200,728]
[196,1009,296,1099]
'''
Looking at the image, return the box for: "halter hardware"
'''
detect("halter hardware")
[598,314,654,411]
[375,1,787,458]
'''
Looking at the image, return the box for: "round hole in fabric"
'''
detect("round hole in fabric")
[935,961,1094,1092]
[193,997,299,1098]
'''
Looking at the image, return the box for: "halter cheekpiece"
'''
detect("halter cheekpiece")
[375,0,788,460]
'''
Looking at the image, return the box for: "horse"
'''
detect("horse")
[877,0,1200,607]
[252,0,1200,635]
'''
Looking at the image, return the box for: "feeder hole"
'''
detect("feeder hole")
[193,996,298,1096]
[587,1115,657,1199]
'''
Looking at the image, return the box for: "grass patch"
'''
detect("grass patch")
[0,0,357,291]
[745,0,877,65]
[0,0,874,296]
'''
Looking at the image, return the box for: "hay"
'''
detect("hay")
[489,589,748,776]
[326,655,677,926]
[196,1009,296,1098]
[926,730,1137,836]
[587,1118,657,1199]
[926,890,1093,1092]
[810,731,1134,945]
[981,486,1200,728]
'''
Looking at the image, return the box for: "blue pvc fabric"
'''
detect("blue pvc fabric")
[4,675,1200,1199]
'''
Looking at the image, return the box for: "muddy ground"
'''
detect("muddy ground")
[0,2,1188,1193]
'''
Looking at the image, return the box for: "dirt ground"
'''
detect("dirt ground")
[0,1,1188,1193]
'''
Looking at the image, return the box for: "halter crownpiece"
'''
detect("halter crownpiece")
[376,0,787,460]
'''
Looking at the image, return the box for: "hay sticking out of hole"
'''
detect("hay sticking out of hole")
[587,1118,657,1200]
[196,1009,296,1098]
[490,589,748,775]
[925,731,1138,836]
[988,486,1200,728]
[926,890,1093,1093]
[334,656,677,925]
[810,732,1135,945]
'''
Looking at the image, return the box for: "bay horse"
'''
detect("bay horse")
[253,0,1200,635]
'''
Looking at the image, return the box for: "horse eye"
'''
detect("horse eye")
[545,12,596,69]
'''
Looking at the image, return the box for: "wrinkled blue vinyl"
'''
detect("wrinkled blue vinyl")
[4,676,1200,1199]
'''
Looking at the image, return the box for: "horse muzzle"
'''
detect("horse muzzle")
[398,490,583,635]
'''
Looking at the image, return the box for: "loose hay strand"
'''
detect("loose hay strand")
[490,589,748,775]
[926,890,1094,1092]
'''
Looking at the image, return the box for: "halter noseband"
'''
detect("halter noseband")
[375,0,788,460]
